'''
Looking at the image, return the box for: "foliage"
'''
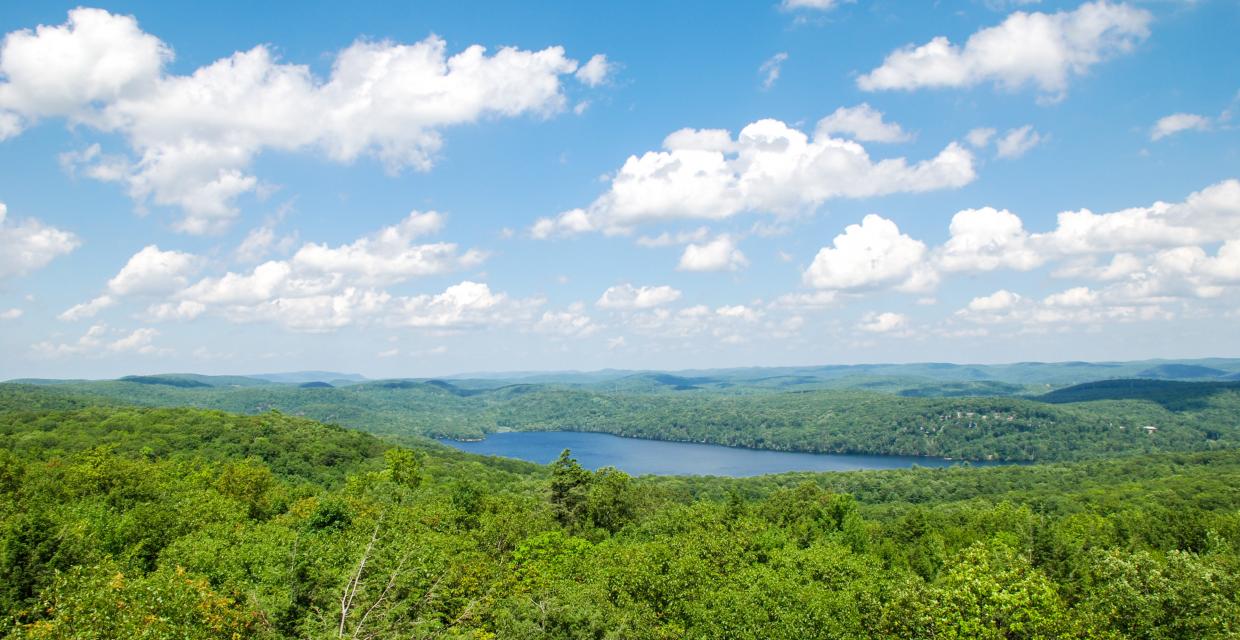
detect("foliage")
[3,404,1240,637]
[7,378,1240,463]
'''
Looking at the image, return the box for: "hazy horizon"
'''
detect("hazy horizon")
[8,355,1240,384]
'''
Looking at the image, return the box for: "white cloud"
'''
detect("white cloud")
[233,287,393,332]
[107,245,200,295]
[1,9,595,233]
[58,294,116,321]
[772,290,839,309]
[857,311,908,333]
[535,309,600,337]
[955,287,1169,327]
[146,300,206,321]
[636,227,710,248]
[32,323,164,357]
[1043,286,1098,307]
[1032,179,1240,255]
[966,127,997,148]
[32,324,108,357]
[966,289,1023,312]
[532,117,974,235]
[1150,112,1211,141]
[182,260,293,306]
[1102,242,1240,303]
[759,52,788,90]
[677,235,749,272]
[994,125,1044,158]
[150,211,489,330]
[815,103,911,142]
[391,281,533,329]
[0,202,80,280]
[803,214,937,292]
[236,223,297,263]
[938,207,1042,272]
[596,283,682,309]
[108,327,159,353]
[290,211,481,286]
[0,8,168,123]
[857,1,1151,100]
[575,54,613,87]
[1052,253,1144,281]
[781,179,1240,301]
[1,307,23,320]
[716,305,761,321]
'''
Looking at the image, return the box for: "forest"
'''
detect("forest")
[6,371,1240,463]
[2,383,1240,638]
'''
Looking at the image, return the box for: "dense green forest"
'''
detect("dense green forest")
[6,375,1240,462]
[2,399,1239,638]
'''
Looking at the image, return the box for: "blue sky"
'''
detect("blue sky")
[0,0,1237,379]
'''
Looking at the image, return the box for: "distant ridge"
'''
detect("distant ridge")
[443,358,1240,387]
[248,371,367,384]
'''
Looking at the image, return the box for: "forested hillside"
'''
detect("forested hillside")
[2,403,1239,638]
[6,377,1240,463]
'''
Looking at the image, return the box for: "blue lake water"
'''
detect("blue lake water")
[438,431,1004,477]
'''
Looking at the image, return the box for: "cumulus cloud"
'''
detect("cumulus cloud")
[635,227,710,248]
[107,244,200,295]
[391,281,536,330]
[937,207,1043,272]
[1043,286,1099,307]
[936,179,1240,282]
[994,125,1043,158]
[58,294,116,321]
[596,283,683,309]
[1150,112,1212,141]
[535,308,600,338]
[966,127,997,148]
[94,210,493,331]
[815,103,911,142]
[236,223,297,263]
[716,304,762,322]
[788,179,1240,304]
[0,8,599,233]
[1032,179,1240,255]
[857,1,1151,100]
[857,311,908,333]
[0,8,169,122]
[966,289,1024,313]
[677,235,749,272]
[1,308,22,320]
[0,202,80,280]
[575,54,613,87]
[146,300,206,321]
[772,290,839,309]
[955,287,1169,327]
[803,214,937,292]
[289,211,483,286]
[531,117,974,236]
[32,323,165,357]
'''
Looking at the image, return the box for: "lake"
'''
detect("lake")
[438,431,1004,477]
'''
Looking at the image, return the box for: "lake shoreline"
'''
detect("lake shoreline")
[438,430,1013,477]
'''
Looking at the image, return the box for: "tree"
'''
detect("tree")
[549,450,591,529]
[384,448,422,491]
